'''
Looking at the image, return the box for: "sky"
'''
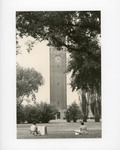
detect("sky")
[16,37,79,105]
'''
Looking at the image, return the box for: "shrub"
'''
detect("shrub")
[17,101,25,123]
[23,102,58,123]
[66,102,82,122]
[24,104,40,123]
[66,109,72,122]
[38,102,58,123]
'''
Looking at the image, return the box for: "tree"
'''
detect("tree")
[66,102,82,122]
[17,64,44,103]
[81,91,88,122]
[90,93,101,122]
[16,11,101,94]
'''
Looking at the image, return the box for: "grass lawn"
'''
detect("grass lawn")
[17,120,101,139]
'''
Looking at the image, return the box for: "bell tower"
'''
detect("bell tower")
[50,46,67,119]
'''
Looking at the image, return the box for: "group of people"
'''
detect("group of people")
[30,121,88,136]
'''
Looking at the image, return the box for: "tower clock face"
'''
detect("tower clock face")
[55,56,62,62]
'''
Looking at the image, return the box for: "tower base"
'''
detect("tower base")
[56,109,66,119]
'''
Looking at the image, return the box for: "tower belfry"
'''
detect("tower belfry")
[50,46,67,119]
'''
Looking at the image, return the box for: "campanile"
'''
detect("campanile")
[50,46,67,119]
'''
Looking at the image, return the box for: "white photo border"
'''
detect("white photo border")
[0,0,120,150]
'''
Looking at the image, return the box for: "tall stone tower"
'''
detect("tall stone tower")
[50,46,67,119]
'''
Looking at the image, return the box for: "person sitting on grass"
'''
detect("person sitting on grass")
[30,122,40,136]
[75,121,88,135]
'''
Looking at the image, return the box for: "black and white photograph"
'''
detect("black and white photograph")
[16,11,101,139]
[0,0,120,149]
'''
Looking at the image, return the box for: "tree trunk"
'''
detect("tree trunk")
[95,117,100,122]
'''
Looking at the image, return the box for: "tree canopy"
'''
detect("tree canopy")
[16,11,101,94]
[17,64,44,102]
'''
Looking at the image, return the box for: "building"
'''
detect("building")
[50,46,67,119]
